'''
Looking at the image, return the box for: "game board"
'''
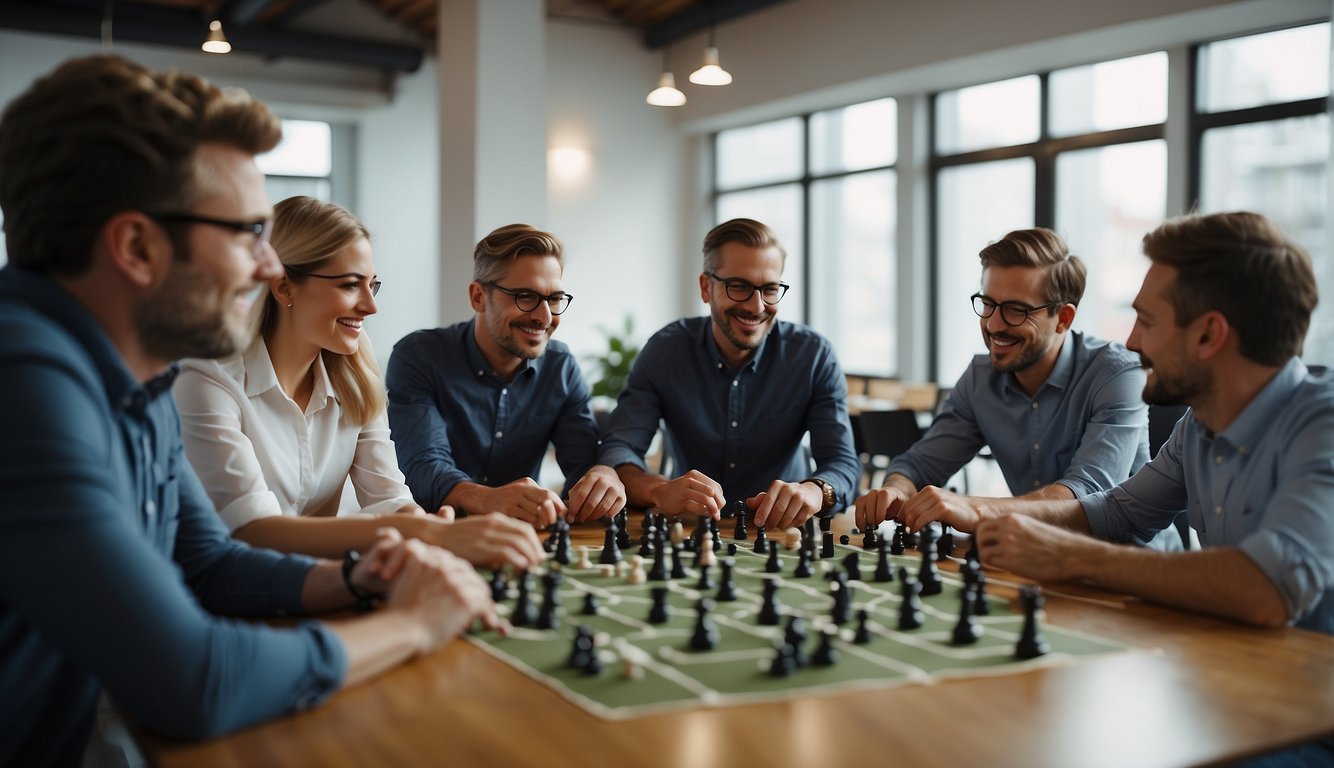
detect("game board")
[467,515,1127,719]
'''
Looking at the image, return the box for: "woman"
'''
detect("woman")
[175,196,540,569]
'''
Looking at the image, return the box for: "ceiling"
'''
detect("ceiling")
[0,0,788,73]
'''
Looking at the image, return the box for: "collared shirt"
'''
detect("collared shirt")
[598,317,860,510]
[175,337,414,531]
[0,266,345,766]
[890,332,1149,498]
[386,319,600,511]
[1081,358,1334,634]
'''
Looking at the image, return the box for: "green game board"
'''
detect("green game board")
[468,533,1125,719]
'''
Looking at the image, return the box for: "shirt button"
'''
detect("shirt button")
[1032,442,1040,450]
[732,380,738,387]
[717,363,723,369]
[483,476,489,482]
[731,421,738,428]
[729,462,736,468]
[1214,506,1222,515]
[1214,456,1223,465]
[501,388,508,395]
[1032,480,1041,488]
[1031,402,1039,410]
[144,500,156,516]
[495,431,503,438]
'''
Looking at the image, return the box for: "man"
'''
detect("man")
[387,224,626,527]
[599,218,860,529]
[0,55,496,765]
[854,228,1156,540]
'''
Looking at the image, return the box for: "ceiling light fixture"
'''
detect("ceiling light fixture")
[201,19,231,54]
[646,49,686,107]
[689,26,732,86]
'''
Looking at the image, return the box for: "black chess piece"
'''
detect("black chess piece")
[1015,585,1050,659]
[936,524,955,561]
[862,525,877,551]
[568,624,595,669]
[897,567,923,630]
[874,538,894,583]
[581,591,599,616]
[648,586,671,624]
[716,559,738,602]
[648,537,668,581]
[753,526,769,554]
[784,616,809,668]
[917,542,942,597]
[615,508,633,549]
[512,570,535,626]
[821,529,835,559]
[671,545,687,579]
[765,542,783,574]
[552,523,572,566]
[769,641,797,677]
[727,543,737,556]
[951,585,981,645]
[841,551,861,582]
[536,572,562,631]
[972,570,991,616]
[690,598,720,650]
[696,564,715,590]
[758,578,783,625]
[489,569,508,603]
[793,545,813,578]
[711,517,722,552]
[839,534,850,545]
[830,572,853,625]
[543,525,559,553]
[733,505,749,540]
[890,522,906,555]
[599,516,623,565]
[812,625,839,666]
[639,521,656,558]
[853,609,872,644]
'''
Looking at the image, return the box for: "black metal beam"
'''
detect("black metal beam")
[643,0,791,50]
[0,1,423,72]
[226,0,281,27]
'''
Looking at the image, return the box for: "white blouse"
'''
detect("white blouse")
[174,338,414,533]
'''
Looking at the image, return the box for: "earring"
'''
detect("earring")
[287,301,293,308]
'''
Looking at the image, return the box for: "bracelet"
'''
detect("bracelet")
[341,549,378,612]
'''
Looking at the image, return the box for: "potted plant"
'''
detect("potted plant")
[587,316,639,406]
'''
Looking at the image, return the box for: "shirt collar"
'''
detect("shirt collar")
[462,317,539,382]
[698,315,772,373]
[243,336,335,407]
[1003,332,1074,396]
[1217,357,1307,453]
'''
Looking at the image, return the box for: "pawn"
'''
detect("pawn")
[841,551,861,582]
[552,523,572,565]
[696,564,715,591]
[793,545,813,578]
[648,586,671,624]
[648,540,668,581]
[715,559,738,602]
[758,578,783,625]
[753,525,769,554]
[581,591,599,616]
[952,584,982,645]
[890,523,906,555]
[829,574,853,625]
[765,542,783,574]
[697,543,717,569]
[599,516,623,565]
[1015,585,1051,659]
[873,538,894,583]
[690,598,720,651]
[489,569,508,603]
[936,524,955,561]
[543,525,559,553]
[638,522,656,558]
[769,641,798,678]
[567,624,595,669]
[812,625,840,666]
[862,525,877,551]
[897,567,923,630]
[575,545,592,570]
[710,518,723,552]
[670,545,687,579]
[916,521,938,553]
[512,571,536,626]
[853,608,872,644]
[669,520,685,547]
[917,544,942,597]
[784,616,809,668]
[727,543,738,556]
[733,506,749,541]
[627,555,647,585]
[615,509,634,549]
[972,570,991,616]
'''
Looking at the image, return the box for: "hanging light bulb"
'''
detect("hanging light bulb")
[689,26,732,86]
[201,19,231,54]
[646,49,686,107]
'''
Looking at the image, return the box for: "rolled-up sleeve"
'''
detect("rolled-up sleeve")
[1056,363,1148,498]
[350,413,416,515]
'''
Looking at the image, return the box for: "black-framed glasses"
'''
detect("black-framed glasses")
[481,281,573,315]
[304,272,383,297]
[971,293,1062,326]
[706,272,789,305]
[149,212,272,259]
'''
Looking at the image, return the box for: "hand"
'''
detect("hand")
[651,470,725,519]
[897,486,984,533]
[749,480,822,530]
[423,512,544,571]
[434,504,456,522]
[974,514,1086,581]
[853,486,911,531]
[380,539,501,651]
[566,465,626,523]
[477,477,565,529]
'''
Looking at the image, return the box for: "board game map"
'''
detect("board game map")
[467,517,1128,720]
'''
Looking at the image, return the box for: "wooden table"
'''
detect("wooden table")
[138,518,1334,768]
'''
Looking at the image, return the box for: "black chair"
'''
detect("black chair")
[1147,403,1191,549]
[856,409,925,491]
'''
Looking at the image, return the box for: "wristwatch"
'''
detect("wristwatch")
[802,477,836,513]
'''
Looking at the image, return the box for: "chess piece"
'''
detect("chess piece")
[753,525,768,554]
[615,508,634,549]
[489,569,507,603]
[715,559,738,602]
[627,555,647,585]
[581,591,599,616]
[874,538,894,583]
[841,551,861,582]
[793,544,813,578]
[670,545,687,579]
[512,570,535,626]
[937,524,955,561]
[890,522,906,555]
[536,571,562,630]
[812,625,839,666]
[576,545,592,570]
[784,616,809,668]
[897,567,923,630]
[690,598,720,651]
[758,578,783,625]
[821,529,835,559]
[599,516,622,565]
[648,586,671,624]
[552,522,572,565]
[765,542,783,574]
[1015,585,1051,659]
[568,624,595,669]
[769,641,797,677]
[733,505,749,540]
[862,525,876,551]
[829,572,853,625]
[853,608,872,644]
[649,537,669,581]
[696,564,715,591]
[917,542,942,597]
[972,570,991,616]
[711,518,722,552]
[951,585,981,645]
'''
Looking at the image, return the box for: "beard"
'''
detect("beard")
[136,260,250,362]
[711,303,774,352]
[1140,354,1211,406]
[489,318,549,361]
[985,328,1048,374]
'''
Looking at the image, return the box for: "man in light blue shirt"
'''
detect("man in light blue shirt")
[855,228,1150,533]
[599,218,860,530]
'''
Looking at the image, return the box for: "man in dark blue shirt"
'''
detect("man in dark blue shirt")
[599,219,860,529]
[0,55,495,767]
[387,224,625,527]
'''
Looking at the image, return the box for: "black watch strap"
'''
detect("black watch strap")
[342,549,378,612]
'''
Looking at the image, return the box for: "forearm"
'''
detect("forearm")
[1019,482,1078,502]
[236,515,430,560]
[616,463,666,509]
[444,481,495,516]
[300,560,359,613]
[325,611,431,687]
[982,496,1091,533]
[884,473,918,496]
[1068,544,1290,626]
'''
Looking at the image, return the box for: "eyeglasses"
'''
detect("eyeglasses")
[481,281,574,315]
[149,212,272,259]
[971,293,1062,326]
[706,272,790,305]
[304,272,382,297]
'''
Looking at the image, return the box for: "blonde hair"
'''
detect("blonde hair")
[261,196,386,426]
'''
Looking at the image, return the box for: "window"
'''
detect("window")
[714,98,899,376]
[258,119,336,203]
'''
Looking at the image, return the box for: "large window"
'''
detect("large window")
[258,119,336,203]
[714,98,898,376]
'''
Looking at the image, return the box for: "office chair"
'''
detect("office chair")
[1148,403,1191,549]
[856,409,925,491]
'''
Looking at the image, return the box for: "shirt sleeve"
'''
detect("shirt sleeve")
[174,361,284,532]
[549,359,601,497]
[0,346,345,741]
[1055,359,1149,498]
[386,334,473,510]
[887,365,988,488]
[597,334,665,473]
[349,412,417,515]
[1080,426,1189,545]
[805,342,861,510]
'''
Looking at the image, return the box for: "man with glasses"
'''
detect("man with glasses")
[854,228,1160,544]
[0,56,497,765]
[387,224,626,527]
[599,218,859,530]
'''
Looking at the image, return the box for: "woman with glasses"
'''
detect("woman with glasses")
[174,196,541,570]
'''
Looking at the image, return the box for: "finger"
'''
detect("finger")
[752,490,775,528]
[566,478,592,521]
[578,486,613,523]
[435,504,456,522]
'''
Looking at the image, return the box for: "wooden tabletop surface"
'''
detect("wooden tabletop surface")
[137,516,1334,768]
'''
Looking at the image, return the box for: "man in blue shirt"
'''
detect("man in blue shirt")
[855,228,1152,537]
[387,224,625,527]
[599,218,860,530]
[0,55,496,766]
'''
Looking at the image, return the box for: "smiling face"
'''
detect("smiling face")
[282,236,378,358]
[1127,262,1211,406]
[978,264,1067,377]
[471,253,564,377]
[700,241,783,367]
